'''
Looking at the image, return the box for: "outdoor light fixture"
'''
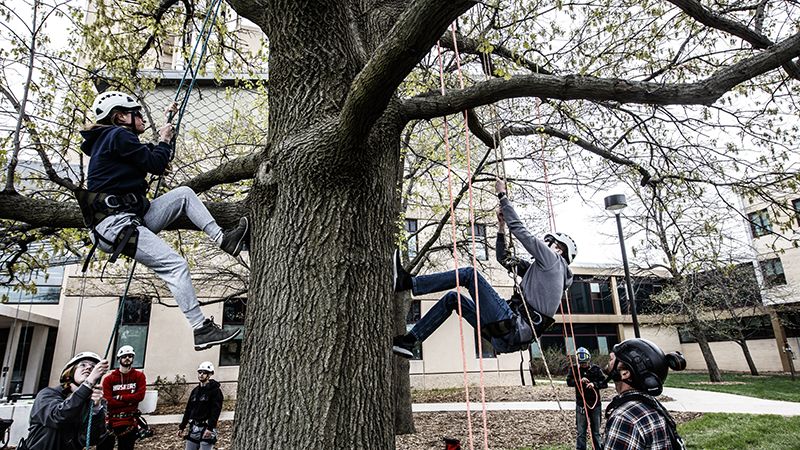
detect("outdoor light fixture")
[604,194,641,338]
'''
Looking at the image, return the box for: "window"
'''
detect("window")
[793,199,800,227]
[220,299,246,366]
[0,266,63,304]
[113,297,151,369]
[37,328,58,392]
[405,300,422,360]
[467,224,488,261]
[679,315,774,343]
[748,209,772,238]
[474,330,496,358]
[538,323,619,355]
[404,219,418,259]
[9,327,32,394]
[761,258,786,287]
[615,278,667,315]
[565,277,614,314]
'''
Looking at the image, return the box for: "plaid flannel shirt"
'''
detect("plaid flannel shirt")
[604,390,673,450]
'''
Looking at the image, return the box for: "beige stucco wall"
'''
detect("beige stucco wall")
[679,339,785,372]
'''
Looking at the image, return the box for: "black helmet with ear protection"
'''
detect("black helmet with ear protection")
[612,339,676,396]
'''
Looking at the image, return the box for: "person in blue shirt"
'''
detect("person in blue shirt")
[79,91,246,351]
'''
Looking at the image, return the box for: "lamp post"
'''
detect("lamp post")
[604,194,641,338]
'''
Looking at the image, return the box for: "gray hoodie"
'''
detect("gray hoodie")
[500,197,573,318]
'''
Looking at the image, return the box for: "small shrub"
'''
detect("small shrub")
[154,374,187,406]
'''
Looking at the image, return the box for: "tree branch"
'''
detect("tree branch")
[401,30,800,117]
[338,0,477,144]
[665,0,800,79]
[178,151,261,193]
[438,30,552,76]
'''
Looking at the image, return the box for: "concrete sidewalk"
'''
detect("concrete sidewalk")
[410,387,800,416]
[145,411,235,425]
[142,387,800,424]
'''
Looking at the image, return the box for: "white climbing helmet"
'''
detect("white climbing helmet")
[91,91,141,122]
[116,345,135,358]
[544,232,578,264]
[60,351,101,384]
[198,361,215,374]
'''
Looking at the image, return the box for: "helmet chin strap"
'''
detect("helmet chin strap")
[114,112,140,133]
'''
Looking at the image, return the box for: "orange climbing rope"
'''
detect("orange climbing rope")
[436,22,492,449]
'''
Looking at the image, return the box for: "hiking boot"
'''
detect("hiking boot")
[220,217,249,257]
[392,335,415,359]
[194,316,241,351]
[393,249,412,293]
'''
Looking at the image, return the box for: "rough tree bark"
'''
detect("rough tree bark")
[227,1,475,448]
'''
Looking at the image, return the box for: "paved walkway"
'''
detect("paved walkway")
[143,387,800,424]
[411,387,800,416]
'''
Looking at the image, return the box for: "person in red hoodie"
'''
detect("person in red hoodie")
[98,345,147,450]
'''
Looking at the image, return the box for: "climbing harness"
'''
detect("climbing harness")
[74,190,145,271]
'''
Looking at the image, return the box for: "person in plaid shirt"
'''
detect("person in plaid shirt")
[602,339,686,450]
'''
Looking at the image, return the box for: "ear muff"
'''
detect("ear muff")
[666,352,686,371]
[640,371,663,396]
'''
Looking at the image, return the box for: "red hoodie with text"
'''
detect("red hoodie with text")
[102,367,147,428]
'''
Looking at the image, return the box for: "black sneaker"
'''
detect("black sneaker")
[194,316,241,351]
[393,249,412,293]
[220,217,249,257]
[392,335,415,359]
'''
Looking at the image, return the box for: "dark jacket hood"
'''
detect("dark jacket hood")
[79,126,117,156]
[202,379,221,390]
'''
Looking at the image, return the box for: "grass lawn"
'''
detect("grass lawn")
[663,372,800,403]
[680,413,800,450]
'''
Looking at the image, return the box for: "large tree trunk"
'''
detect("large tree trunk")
[233,115,403,449]
[230,2,405,448]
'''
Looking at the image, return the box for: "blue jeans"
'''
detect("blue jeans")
[409,267,522,354]
[576,404,602,450]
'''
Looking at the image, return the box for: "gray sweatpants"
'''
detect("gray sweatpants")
[93,187,222,326]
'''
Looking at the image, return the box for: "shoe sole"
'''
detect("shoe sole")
[392,345,413,359]
[229,218,249,257]
[194,327,242,351]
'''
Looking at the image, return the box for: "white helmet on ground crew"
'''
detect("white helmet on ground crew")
[91,91,141,122]
[116,345,135,358]
[544,232,578,264]
[198,361,215,374]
